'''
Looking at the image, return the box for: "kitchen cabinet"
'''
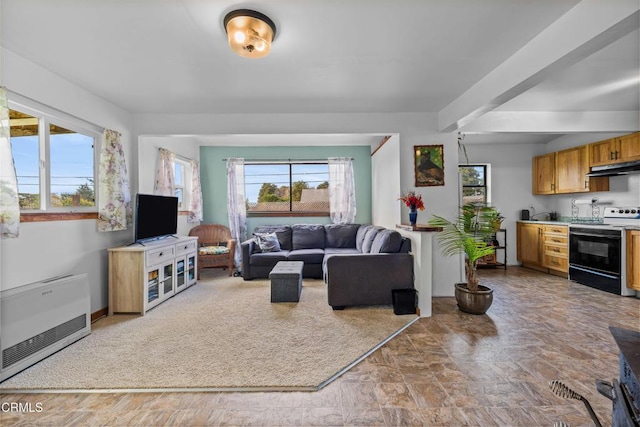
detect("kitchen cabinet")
[517,222,543,268]
[590,132,640,166]
[533,147,608,195]
[542,224,568,274]
[517,222,568,276]
[532,153,556,195]
[627,230,640,291]
[555,146,609,194]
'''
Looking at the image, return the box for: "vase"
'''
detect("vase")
[409,208,417,226]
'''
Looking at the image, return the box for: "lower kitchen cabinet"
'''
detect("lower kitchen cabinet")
[517,222,568,276]
[627,230,640,291]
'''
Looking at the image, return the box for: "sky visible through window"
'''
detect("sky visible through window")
[11,133,94,195]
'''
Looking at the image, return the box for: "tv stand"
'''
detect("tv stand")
[108,236,198,315]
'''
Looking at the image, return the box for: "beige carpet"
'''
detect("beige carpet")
[0,273,416,391]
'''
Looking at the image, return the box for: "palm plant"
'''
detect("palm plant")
[429,204,497,292]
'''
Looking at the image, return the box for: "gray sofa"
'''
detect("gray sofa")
[240,224,414,309]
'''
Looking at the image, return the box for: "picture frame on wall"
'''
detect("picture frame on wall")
[414,145,444,187]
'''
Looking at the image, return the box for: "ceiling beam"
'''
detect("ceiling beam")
[438,0,640,133]
[460,111,640,133]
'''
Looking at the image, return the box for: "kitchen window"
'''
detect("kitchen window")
[460,164,490,205]
[245,162,330,216]
[9,102,100,213]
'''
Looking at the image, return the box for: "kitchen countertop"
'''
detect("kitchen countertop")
[517,219,640,230]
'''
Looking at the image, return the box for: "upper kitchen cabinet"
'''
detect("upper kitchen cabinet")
[590,132,640,166]
[533,147,609,195]
[555,146,609,194]
[533,153,556,194]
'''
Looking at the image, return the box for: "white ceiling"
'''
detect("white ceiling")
[1,0,638,145]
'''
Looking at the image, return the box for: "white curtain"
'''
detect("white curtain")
[97,129,132,232]
[226,158,246,266]
[328,157,357,224]
[154,148,175,196]
[187,159,203,223]
[0,87,20,238]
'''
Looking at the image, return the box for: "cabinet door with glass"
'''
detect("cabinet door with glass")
[175,256,188,294]
[146,259,174,310]
[186,252,197,287]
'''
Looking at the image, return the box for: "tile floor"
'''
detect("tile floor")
[1,267,638,426]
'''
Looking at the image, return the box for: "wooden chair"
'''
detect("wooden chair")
[188,224,236,278]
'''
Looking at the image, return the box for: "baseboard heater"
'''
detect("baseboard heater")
[0,274,91,382]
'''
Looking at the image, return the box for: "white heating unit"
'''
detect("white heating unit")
[0,274,91,382]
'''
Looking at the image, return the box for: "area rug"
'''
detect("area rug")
[0,274,416,391]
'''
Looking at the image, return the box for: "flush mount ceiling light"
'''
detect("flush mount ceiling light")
[224,9,276,59]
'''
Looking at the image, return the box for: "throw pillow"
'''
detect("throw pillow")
[253,232,282,253]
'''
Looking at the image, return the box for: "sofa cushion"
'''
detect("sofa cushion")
[355,225,375,252]
[253,225,292,251]
[362,226,385,253]
[253,232,281,253]
[323,247,361,256]
[287,248,325,264]
[324,224,360,249]
[249,251,289,266]
[369,230,403,254]
[292,224,325,250]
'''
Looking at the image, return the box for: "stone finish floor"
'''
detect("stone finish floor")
[1,267,638,426]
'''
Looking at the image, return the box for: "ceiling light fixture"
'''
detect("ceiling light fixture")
[223,9,276,59]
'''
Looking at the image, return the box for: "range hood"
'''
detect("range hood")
[586,160,640,177]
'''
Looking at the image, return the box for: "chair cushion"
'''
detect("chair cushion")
[287,248,325,264]
[199,245,230,255]
[253,232,281,253]
[292,224,325,250]
[369,230,403,254]
[323,247,361,256]
[324,224,360,248]
[253,225,292,251]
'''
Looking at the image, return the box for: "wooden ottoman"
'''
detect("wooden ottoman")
[269,261,303,303]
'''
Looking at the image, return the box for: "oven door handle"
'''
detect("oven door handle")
[570,232,621,239]
[570,264,620,279]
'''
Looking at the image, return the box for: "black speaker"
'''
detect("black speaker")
[520,209,530,220]
[392,288,417,315]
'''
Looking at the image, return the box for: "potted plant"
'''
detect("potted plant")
[428,203,497,314]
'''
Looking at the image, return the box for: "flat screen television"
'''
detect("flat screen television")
[134,194,179,242]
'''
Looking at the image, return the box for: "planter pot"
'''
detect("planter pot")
[454,283,493,315]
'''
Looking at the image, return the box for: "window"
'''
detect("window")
[9,103,99,211]
[245,162,330,215]
[460,164,488,205]
[174,160,185,208]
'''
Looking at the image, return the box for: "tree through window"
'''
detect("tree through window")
[460,164,487,205]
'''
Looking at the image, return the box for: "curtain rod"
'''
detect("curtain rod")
[221,158,353,163]
[4,87,106,134]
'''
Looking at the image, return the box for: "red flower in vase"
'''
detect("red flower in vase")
[399,191,425,211]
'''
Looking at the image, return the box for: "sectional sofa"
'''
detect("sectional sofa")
[240,224,415,309]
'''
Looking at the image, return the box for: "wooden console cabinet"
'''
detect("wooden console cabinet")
[108,236,198,315]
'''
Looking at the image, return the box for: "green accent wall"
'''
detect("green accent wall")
[200,145,372,234]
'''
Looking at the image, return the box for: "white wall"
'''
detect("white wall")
[1,48,135,312]
[371,135,401,227]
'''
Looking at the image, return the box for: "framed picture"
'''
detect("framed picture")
[414,145,444,187]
